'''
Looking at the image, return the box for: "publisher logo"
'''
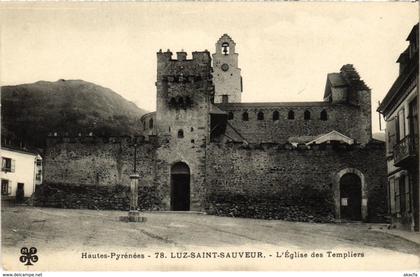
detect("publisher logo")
[19,247,38,266]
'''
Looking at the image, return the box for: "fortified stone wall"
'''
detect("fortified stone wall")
[38,136,387,223]
[218,101,371,144]
[43,136,157,187]
[205,142,387,222]
[36,135,161,210]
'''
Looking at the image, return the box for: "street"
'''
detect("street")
[2,206,419,271]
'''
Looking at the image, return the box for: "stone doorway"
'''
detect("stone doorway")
[170,162,190,211]
[339,173,362,221]
[333,168,368,221]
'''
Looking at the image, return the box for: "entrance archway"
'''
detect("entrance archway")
[170,162,190,211]
[333,168,368,221]
[340,173,362,221]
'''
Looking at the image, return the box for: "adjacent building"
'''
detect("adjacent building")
[378,23,419,232]
[1,146,42,202]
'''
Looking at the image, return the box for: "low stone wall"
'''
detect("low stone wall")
[206,185,335,223]
[33,183,162,211]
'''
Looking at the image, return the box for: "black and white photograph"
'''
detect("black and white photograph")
[0,2,418,272]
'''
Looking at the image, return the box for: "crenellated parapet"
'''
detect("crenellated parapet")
[212,140,384,152]
[157,49,212,78]
[45,134,158,146]
[156,49,214,109]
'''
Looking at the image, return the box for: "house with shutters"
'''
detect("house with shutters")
[1,146,42,203]
[378,23,419,232]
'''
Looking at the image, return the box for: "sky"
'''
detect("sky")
[0,2,418,133]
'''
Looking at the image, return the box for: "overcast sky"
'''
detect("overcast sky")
[0,2,418,133]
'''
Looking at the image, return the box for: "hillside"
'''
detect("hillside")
[1,79,147,148]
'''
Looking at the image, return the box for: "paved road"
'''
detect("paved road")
[2,206,419,271]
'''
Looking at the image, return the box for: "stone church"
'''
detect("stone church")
[38,34,387,223]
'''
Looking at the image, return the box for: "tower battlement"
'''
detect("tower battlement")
[157,49,211,64]
[157,49,212,81]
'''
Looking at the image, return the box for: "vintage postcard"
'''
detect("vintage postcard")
[0,1,419,273]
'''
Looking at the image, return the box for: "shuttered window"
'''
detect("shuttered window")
[395,177,401,214]
[397,109,406,141]
[387,118,397,155]
[1,158,14,172]
[404,175,411,212]
[389,177,396,214]
[1,179,10,195]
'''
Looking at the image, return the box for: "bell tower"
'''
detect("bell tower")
[212,34,242,103]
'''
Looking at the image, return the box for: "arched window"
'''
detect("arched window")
[177,129,184,138]
[177,97,184,106]
[288,110,295,120]
[169,97,176,107]
[257,111,264,120]
[242,112,249,121]
[143,121,146,131]
[273,111,279,121]
[304,110,311,120]
[185,96,192,106]
[149,118,154,129]
[221,42,230,55]
[320,110,328,121]
[228,112,234,120]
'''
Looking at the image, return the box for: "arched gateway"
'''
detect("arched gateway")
[333,168,368,221]
[170,162,190,211]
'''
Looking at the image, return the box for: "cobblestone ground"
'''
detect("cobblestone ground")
[1,206,419,271]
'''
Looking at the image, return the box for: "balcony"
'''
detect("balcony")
[393,134,418,167]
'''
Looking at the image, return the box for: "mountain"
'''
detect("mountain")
[1,79,147,149]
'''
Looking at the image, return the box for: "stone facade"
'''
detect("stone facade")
[212,34,242,103]
[37,34,388,223]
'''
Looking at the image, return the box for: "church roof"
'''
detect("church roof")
[305,130,354,145]
[217,101,330,109]
[327,73,347,87]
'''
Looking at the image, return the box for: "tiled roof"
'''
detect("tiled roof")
[1,146,41,157]
[216,101,331,109]
[327,73,347,87]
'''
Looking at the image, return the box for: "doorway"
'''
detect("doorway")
[340,173,362,221]
[170,162,190,211]
[16,183,24,203]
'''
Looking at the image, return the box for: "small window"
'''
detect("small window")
[257,111,264,120]
[1,179,9,195]
[178,97,184,106]
[169,97,176,107]
[149,118,154,129]
[185,96,192,106]
[228,112,234,120]
[304,110,311,120]
[1,158,13,172]
[242,112,249,121]
[320,110,328,121]
[177,129,184,138]
[273,111,279,121]
[222,95,229,104]
[36,170,42,181]
[288,110,295,120]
